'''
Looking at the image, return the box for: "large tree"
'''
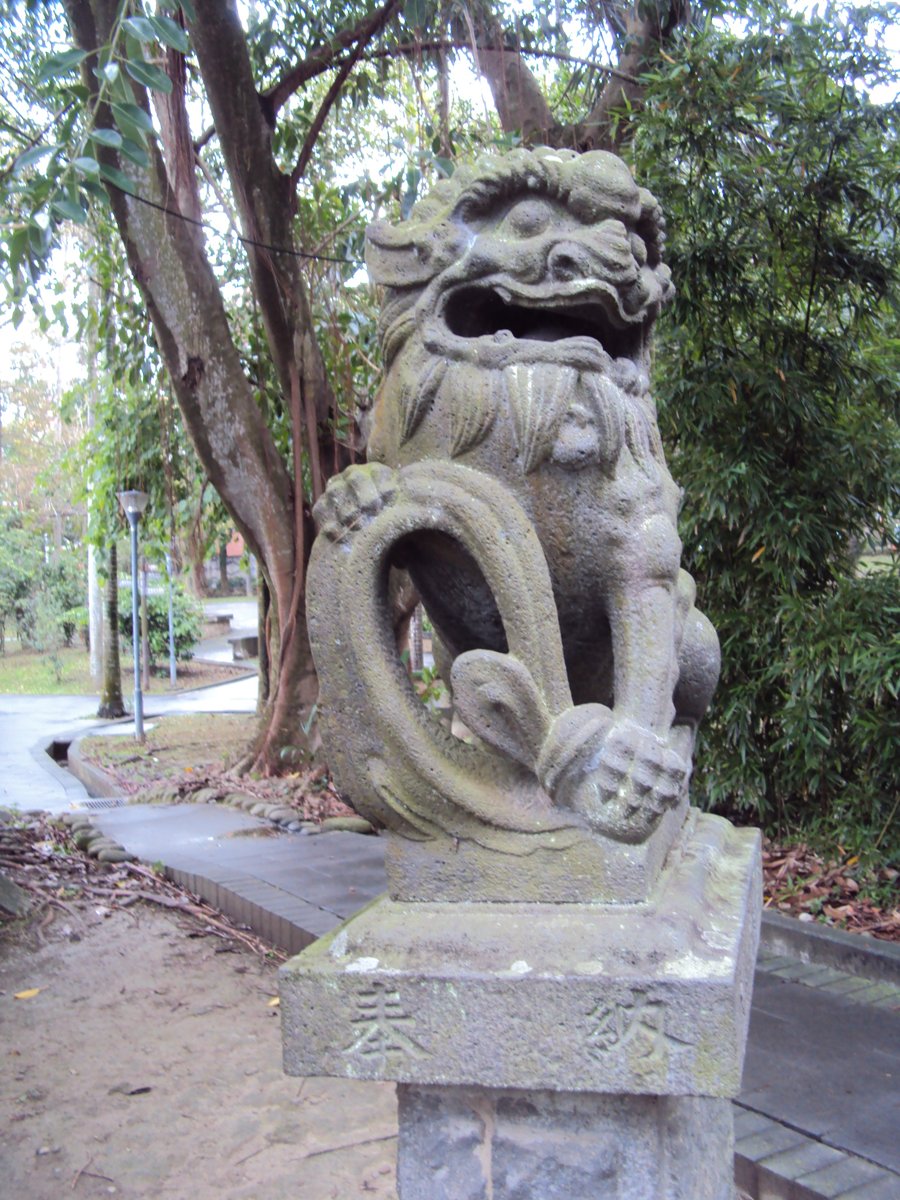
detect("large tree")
[3,0,684,771]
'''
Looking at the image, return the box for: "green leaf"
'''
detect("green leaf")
[118,137,150,169]
[179,0,197,20]
[404,0,428,30]
[79,179,106,200]
[37,48,88,84]
[89,127,123,149]
[13,144,57,173]
[72,156,101,177]
[7,227,29,275]
[122,16,157,42]
[148,15,189,53]
[98,161,138,196]
[51,197,87,224]
[110,101,155,143]
[27,222,48,257]
[125,59,173,95]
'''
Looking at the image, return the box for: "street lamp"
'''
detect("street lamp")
[118,489,150,741]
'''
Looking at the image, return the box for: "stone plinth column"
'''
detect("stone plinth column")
[281,812,760,1198]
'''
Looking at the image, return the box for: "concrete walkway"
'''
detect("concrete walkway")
[2,680,899,1200]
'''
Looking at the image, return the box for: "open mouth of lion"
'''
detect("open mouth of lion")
[442,283,645,362]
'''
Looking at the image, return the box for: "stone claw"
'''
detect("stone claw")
[547,714,689,842]
[314,463,398,541]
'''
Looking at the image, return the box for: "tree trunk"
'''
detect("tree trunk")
[218,542,228,593]
[460,1,687,152]
[140,557,151,689]
[97,542,125,719]
[65,0,310,773]
[87,543,102,679]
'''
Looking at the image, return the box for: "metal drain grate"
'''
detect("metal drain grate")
[80,798,127,810]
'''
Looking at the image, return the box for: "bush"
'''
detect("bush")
[631,5,900,859]
[0,517,42,650]
[119,584,203,664]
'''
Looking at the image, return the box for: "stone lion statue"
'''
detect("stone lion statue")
[308,148,721,902]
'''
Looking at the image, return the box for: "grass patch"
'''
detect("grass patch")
[79,713,253,791]
[76,714,354,826]
[0,645,253,696]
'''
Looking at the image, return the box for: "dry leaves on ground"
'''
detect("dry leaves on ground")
[77,713,355,823]
[763,838,899,942]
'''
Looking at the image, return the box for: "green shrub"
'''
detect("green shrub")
[119,585,202,664]
[631,2,900,859]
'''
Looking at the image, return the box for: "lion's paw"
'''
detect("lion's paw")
[549,715,688,843]
[314,463,397,542]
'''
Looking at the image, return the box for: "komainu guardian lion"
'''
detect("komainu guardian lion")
[309,148,721,900]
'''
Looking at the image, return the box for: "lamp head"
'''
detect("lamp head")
[118,490,150,518]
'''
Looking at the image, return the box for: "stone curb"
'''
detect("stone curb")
[30,731,93,804]
[170,661,258,687]
[55,810,136,864]
[760,909,900,986]
[63,728,377,839]
[64,736,126,799]
[734,1104,900,1199]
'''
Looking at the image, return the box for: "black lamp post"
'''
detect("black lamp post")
[118,489,150,740]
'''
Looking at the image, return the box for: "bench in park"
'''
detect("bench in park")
[228,634,258,661]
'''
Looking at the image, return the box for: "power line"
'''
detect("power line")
[106,178,367,267]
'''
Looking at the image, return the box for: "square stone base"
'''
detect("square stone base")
[280,811,761,1098]
[384,793,690,905]
[397,1085,735,1200]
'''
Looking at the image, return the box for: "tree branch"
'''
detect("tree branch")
[264,0,401,118]
[573,1,689,151]
[366,41,640,88]
[188,0,335,428]
[153,31,202,228]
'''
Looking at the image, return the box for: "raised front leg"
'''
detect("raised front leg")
[313,463,398,542]
[557,512,691,840]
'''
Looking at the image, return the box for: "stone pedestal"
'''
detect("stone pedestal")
[397,1087,734,1200]
[280,811,761,1198]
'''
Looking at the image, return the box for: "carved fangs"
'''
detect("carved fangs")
[443,284,645,362]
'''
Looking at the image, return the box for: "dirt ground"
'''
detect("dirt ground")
[0,905,398,1200]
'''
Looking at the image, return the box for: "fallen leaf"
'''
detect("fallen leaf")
[267,996,280,1007]
[14,988,41,1000]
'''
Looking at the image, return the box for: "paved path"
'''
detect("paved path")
[0,678,257,816]
[2,681,899,1200]
[199,599,259,665]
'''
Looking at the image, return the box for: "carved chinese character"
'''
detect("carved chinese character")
[343,983,428,1068]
